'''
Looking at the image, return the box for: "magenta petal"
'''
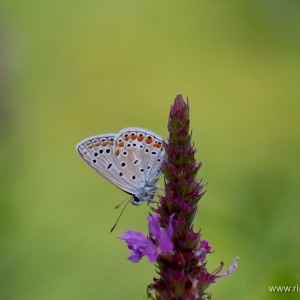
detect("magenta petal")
[159,229,174,253]
[198,248,207,263]
[195,240,212,263]
[157,213,175,253]
[215,257,239,279]
[168,213,176,237]
[201,240,211,252]
[144,240,159,262]
[119,230,149,263]
[119,230,147,242]
[128,251,143,263]
[148,214,160,238]
[119,230,148,245]
[120,214,175,264]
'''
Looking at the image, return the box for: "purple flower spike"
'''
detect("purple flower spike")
[147,95,238,299]
[119,213,175,263]
[119,95,238,299]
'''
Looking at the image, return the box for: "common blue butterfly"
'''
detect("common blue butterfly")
[76,127,165,206]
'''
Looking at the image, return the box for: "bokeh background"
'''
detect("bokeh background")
[1,1,300,299]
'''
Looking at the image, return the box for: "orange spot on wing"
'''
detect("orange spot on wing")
[131,134,137,140]
[146,137,153,144]
[124,136,130,141]
[94,142,100,147]
[154,143,162,148]
[118,142,124,147]
[138,136,144,142]
[109,141,114,145]
[115,149,120,156]
[102,141,108,146]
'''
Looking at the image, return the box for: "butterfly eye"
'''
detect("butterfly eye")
[133,195,140,203]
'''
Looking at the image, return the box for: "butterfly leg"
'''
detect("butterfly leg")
[148,199,158,204]
[147,198,159,210]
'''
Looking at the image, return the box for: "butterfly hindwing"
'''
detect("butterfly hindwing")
[113,128,165,186]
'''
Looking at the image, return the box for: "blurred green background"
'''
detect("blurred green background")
[1,1,299,299]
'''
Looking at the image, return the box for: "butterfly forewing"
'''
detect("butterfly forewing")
[76,133,137,194]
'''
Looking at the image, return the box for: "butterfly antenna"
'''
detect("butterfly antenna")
[110,198,132,233]
[114,197,130,209]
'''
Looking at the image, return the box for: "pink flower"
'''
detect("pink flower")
[119,214,175,263]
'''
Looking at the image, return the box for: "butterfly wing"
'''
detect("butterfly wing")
[76,133,137,194]
[113,127,165,187]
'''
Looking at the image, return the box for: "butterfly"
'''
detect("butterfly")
[76,127,165,206]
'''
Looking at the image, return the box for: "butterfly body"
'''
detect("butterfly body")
[76,127,165,205]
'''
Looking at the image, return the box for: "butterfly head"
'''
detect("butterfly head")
[131,182,159,206]
[132,195,143,206]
